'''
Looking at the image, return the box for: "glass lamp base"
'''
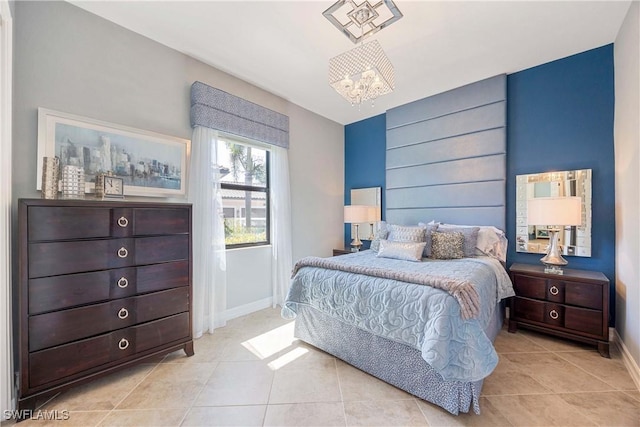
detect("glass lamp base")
[543,264,565,275]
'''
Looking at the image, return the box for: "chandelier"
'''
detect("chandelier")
[328,40,394,106]
[324,0,402,107]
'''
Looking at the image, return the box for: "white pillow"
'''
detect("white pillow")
[376,240,426,262]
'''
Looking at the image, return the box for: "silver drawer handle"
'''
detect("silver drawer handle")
[117,216,129,228]
[549,309,559,320]
[117,277,128,288]
[117,247,128,258]
[550,285,559,296]
[118,338,129,350]
[117,308,129,319]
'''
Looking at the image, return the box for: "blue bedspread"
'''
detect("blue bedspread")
[282,251,514,382]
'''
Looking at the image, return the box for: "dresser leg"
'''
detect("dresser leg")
[508,319,518,333]
[597,342,610,358]
[183,340,194,357]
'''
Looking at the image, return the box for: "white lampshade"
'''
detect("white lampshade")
[368,205,381,222]
[344,205,378,224]
[527,196,582,226]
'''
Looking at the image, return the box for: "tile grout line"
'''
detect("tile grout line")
[92,360,164,426]
[551,350,623,391]
[176,359,221,426]
[262,354,278,426]
[332,358,349,427]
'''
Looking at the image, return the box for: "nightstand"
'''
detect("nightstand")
[508,263,610,357]
[332,248,353,256]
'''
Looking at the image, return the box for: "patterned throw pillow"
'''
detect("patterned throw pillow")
[369,221,388,253]
[376,240,426,262]
[437,225,480,257]
[431,231,465,260]
[387,224,427,243]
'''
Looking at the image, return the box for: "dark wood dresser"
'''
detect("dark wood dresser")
[508,263,610,357]
[16,199,194,411]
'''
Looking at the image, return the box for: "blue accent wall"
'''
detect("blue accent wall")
[344,114,386,247]
[344,47,615,324]
[506,44,615,322]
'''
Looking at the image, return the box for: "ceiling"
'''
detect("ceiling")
[69,1,631,125]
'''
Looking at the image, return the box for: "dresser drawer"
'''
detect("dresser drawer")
[28,235,189,278]
[29,287,189,351]
[133,208,190,236]
[27,206,190,241]
[29,312,190,388]
[28,207,112,241]
[28,261,190,314]
[135,235,190,265]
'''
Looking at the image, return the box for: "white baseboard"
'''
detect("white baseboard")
[223,297,274,322]
[612,328,640,391]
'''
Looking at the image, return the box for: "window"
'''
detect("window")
[218,136,269,248]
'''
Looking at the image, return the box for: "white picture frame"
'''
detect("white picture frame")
[37,108,190,198]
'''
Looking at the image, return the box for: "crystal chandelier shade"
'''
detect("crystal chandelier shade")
[328,40,394,106]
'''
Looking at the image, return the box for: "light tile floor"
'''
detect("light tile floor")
[10,308,640,426]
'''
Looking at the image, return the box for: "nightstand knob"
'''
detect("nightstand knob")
[117,277,128,288]
[117,216,129,228]
[550,285,559,296]
[117,247,128,258]
[549,309,559,320]
[117,308,129,320]
[118,338,129,350]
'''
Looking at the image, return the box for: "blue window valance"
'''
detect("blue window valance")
[190,81,289,149]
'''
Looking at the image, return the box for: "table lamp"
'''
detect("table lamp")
[344,205,377,252]
[527,196,582,275]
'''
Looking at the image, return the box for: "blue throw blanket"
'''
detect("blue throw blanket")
[283,251,514,382]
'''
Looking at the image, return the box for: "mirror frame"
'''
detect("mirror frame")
[350,187,382,241]
[515,169,592,257]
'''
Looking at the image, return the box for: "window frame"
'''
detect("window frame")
[219,137,270,249]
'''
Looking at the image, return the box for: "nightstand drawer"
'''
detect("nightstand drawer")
[513,298,564,327]
[333,248,352,256]
[565,282,602,310]
[512,275,546,299]
[512,297,545,323]
[565,306,603,336]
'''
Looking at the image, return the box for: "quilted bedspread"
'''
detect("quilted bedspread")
[282,251,515,382]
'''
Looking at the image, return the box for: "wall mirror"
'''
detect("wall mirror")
[351,187,381,240]
[516,169,592,257]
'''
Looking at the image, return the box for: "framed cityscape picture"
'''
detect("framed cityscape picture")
[37,108,190,198]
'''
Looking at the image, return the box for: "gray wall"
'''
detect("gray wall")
[13,1,345,308]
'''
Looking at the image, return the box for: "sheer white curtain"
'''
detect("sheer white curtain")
[189,126,227,337]
[270,146,293,307]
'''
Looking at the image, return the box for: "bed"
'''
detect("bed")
[283,75,510,414]
[282,230,513,415]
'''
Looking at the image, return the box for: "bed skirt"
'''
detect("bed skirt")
[293,303,504,415]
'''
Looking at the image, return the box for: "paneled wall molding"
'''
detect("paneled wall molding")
[190,81,289,149]
[385,75,507,229]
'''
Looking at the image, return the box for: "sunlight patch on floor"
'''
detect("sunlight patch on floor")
[240,322,297,360]
[267,346,310,370]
